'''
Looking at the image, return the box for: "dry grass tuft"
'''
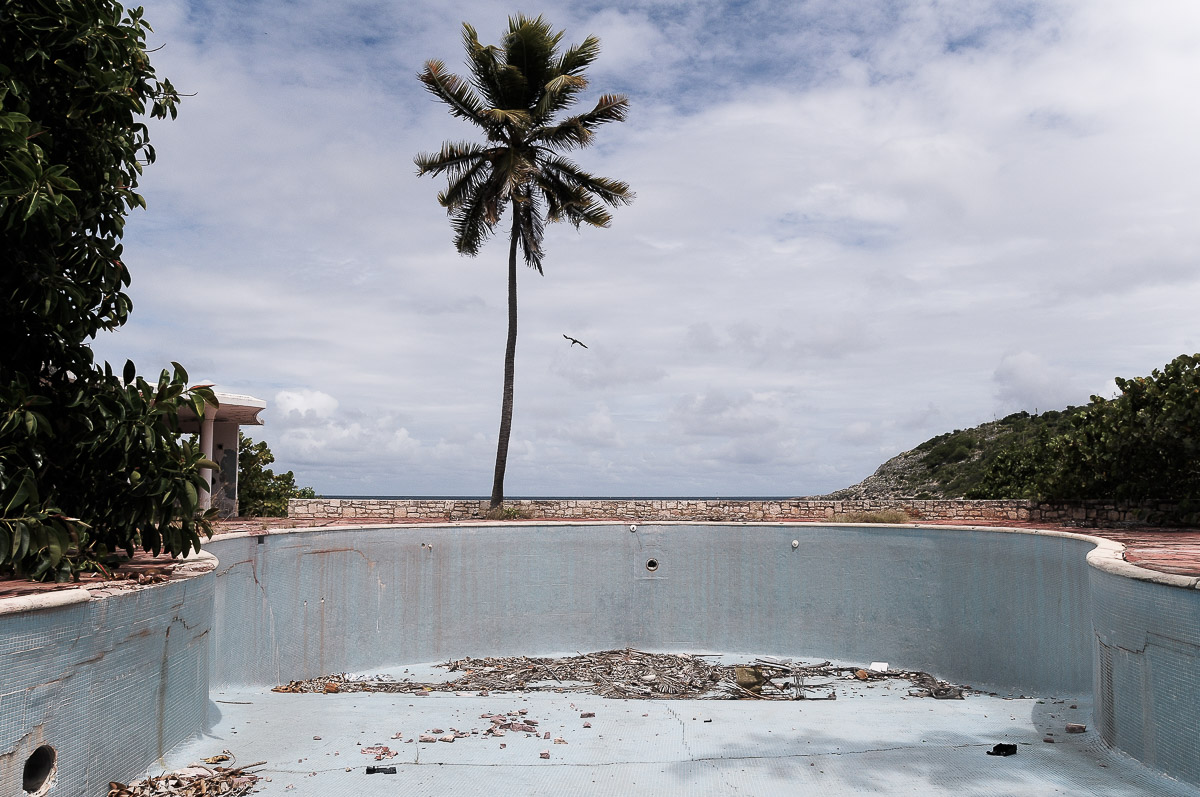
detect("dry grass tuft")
[830,509,914,524]
[484,504,532,521]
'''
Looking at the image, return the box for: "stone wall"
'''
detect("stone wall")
[287,497,1188,527]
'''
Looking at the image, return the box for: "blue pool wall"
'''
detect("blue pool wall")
[2,523,1199,795]
[1088,555,1200,779]
[204,524,1096,695]
[0,553,214,797]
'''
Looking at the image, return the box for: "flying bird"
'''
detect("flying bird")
[563,335,588,349]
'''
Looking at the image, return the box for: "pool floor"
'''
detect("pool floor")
[144,659,1198,797]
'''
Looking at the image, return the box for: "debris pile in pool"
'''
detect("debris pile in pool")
[271,648,968,701]
[107,757,265,796]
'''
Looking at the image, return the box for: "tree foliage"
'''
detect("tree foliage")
[970,354,1200,503]
[237,433,315,517]
[1,2,215,580]
[415,15,633,508]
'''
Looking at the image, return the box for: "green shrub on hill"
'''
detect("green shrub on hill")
[971,353,1200,503]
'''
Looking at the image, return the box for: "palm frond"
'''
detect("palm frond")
[533,119,592,150]
[463,23,506,109]
[567,197,613,229]
[414,141,487,178]
[541,185,564,224]
[541,156,635,207]
[483,107,532,130]
[533,95,628,150]
[574,94,630,129]
[417,60,488,128]
[557,35,601,76]
[493,64,529,110]
[436,156,492,209]
[503,14,561,105]
[534,169,584,224]
[535,169,614,229]
[532,73,588,123]
[450,172,506,256]
[514,190,546,273]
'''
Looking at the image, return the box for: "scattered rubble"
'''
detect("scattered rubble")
[906,671,965,700]
[271,649,972,702]
[360,745,396,760]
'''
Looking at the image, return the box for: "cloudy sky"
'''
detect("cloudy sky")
[94,0,1200,497]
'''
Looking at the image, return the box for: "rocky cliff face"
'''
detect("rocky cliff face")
[817,417,1022,500]
[820,448,931,500]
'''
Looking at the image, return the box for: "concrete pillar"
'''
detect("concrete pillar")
[198,404,215,511]
[211,422,239,518]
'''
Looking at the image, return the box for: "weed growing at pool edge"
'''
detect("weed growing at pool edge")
[484,505,532,521]
[831,509,914,524]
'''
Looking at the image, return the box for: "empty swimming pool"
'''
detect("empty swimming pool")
[3,523,1199,795]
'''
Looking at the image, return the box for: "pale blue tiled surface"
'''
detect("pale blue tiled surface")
[1092,565,1200,785]
[3,523,1199,796]
[0,576,213,797]
[205,526,1095,695]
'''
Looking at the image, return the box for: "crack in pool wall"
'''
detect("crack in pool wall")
[0,568,215,797]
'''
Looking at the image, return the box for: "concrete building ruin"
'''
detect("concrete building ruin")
[177,390,266,518]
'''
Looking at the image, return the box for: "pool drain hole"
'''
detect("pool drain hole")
[645,558,659,572]
[23,745,56,795]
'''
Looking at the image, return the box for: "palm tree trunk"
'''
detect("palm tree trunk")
[490,211,520,509]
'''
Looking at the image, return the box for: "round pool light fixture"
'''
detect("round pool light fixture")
[792,540,799,549]
[23,745,57,796]
[629,524,637,532]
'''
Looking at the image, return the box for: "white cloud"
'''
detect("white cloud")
[89,0,1200,497]
[274,390,339,421]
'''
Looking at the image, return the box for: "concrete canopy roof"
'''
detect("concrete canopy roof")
[177,390,266,433]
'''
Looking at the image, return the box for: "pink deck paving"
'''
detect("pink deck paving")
[2,517,1196,600]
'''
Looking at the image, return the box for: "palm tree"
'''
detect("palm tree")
[415,15,633,511]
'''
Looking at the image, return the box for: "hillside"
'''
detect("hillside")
[823,408,1084,500]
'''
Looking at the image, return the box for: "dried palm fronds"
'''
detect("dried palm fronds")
[108,761,265,797]
[272,649,971,702]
